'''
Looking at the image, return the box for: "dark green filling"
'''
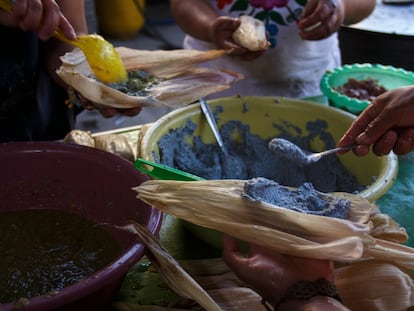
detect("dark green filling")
[0,209,122,304]
[107,70,162,96]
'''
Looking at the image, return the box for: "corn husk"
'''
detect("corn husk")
[335,260,414,311]
[232,15,270,51]
[63,129,136,162]
[120,222,224,311]
[363,238,414,270]
[134,179,414,267]
[63,129,95,147]
[369,206,408,243]
[134,179,377,262]
[57,48,243,109]
[114,255,414,311]
[93,134,135,162]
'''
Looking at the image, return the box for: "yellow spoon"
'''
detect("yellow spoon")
[0,0,127,83]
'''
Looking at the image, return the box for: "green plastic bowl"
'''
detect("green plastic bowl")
[320,63,414,114]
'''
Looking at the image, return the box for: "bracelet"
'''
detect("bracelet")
[273,278,342,310]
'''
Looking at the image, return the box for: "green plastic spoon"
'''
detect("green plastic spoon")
[134,158,204,181]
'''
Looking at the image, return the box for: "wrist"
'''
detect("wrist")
[273,278,342,310]
[278,296,349,311]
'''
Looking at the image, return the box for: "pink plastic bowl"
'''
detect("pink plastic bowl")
[0,141,162,311]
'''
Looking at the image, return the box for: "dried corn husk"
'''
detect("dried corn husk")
[93,134,135,162]
[232,15,270,51]
[335,260,414,311]
[113,304,187,311]
[369,205,408,243]
[63,129,95,147]
[63,129,136,162]
[121,222,224,311]
[118,48,226,78]
[135,179,414,269]
[363,238,414,270]
[57,48,243,109]
[134,179,377,261]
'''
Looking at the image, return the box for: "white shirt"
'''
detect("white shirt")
[183,0,341,99]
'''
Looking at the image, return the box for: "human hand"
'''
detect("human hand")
[337,86,414,156]
[297,0,344,40]
[0,0,76,40]
[210,16,265,61]
[74,91,142,118]
[222,235,335,306]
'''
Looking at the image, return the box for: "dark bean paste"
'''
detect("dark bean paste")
[106,69,162,96]
[0,209,122,304]
[334,78,388,102]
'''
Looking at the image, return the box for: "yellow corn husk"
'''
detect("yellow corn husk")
[336,260,414,311]
[134,179,378,261]
[57,48,242,110]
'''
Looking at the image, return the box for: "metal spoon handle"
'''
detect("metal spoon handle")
[311,145,356,161]
[199,98,227,154]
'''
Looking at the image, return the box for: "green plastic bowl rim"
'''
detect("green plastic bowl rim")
[320,63,414,114]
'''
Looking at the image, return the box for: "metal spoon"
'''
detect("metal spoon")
[268,138,356,167]
[0,0,127,83]
[199,98,228,154]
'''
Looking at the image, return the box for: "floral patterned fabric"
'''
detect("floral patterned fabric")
[183,0,341,99]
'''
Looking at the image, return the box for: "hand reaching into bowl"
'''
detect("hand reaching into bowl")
[337,85,414,156]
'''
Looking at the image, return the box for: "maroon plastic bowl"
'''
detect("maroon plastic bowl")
[0,141,162,311]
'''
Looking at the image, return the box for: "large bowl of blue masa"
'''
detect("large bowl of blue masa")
[139,96,398,249]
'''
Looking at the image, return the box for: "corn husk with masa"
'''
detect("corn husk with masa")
[57,47,243,109]
[134,179,414,268]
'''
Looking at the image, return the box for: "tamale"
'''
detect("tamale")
[94,134,135,162]
[134,179,375,261]
[63,129,136,162]
[63,129,95,147]
[57,48,243,109]
[232,15,270,51]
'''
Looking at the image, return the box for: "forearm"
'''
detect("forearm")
[342,0,376,25]
[170,0,217,42]
[278,296,351,311]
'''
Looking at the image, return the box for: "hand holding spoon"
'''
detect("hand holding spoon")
[269,138,356,166]
[0,0,127,83]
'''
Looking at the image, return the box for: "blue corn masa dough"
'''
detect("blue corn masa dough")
[156,118,364,194]
[243,177,351,219]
